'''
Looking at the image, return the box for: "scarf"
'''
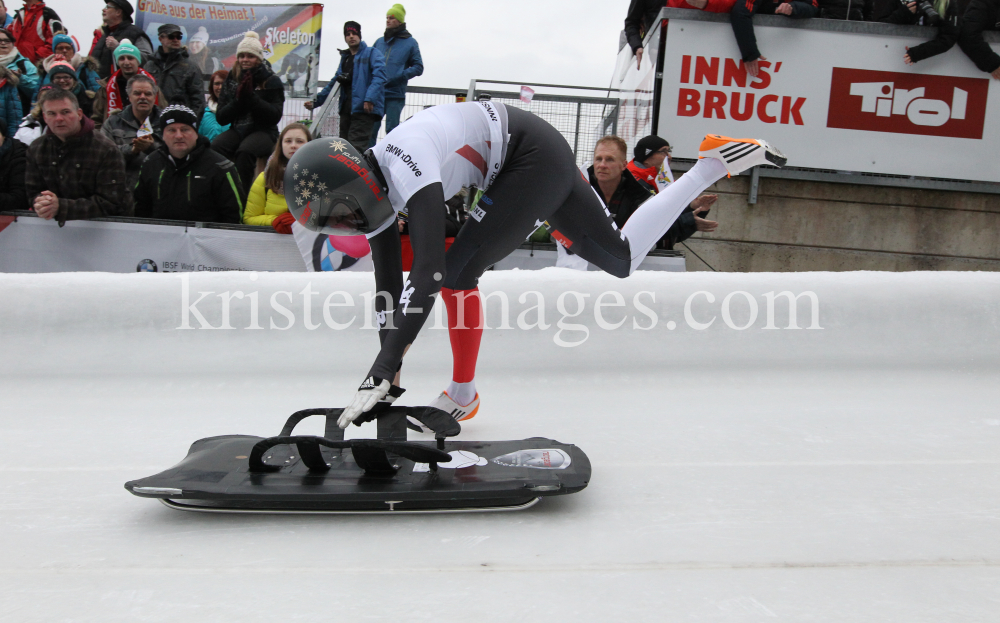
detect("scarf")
[106,67,156,114]
[626,160,660,193]
[0,48,19,67]
[383,24,408,40]
[207,99,218,113]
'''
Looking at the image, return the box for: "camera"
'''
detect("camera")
[912,0,942,26]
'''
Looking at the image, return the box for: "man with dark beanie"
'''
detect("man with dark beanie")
[0,116,29,210]
[627,134,672,192]
[305,21,385,152]
[133,104,243,223]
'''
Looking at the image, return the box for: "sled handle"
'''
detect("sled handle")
[279,408,346,441]
[248,435,451,474]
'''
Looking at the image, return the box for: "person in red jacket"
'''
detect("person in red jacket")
[10,0,62,63]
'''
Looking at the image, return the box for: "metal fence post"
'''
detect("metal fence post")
[467,79,477,102]
[572,101,582,157]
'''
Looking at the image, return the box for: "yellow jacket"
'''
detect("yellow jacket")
[243,172,289,226]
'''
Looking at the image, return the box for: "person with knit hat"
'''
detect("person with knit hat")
[0,112,29,210]
[134,103,243,223]
[0,22,37,112]
[372,3,422,142]
[105,38,155,116]
[143,24,203,117]
[92,0,152,79]
[186,26,223,74]
[211,30,285,199]
[45,60,96,118]
[40,33,100,94]
[304,21,385,153]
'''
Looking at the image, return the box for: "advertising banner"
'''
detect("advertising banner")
[0,218,373,274]
[135,0,322,96]
[651,16,1000,182]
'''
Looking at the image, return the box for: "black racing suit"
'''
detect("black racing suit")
[364,107,634,382]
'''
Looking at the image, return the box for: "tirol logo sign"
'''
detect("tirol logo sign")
[827,68,988,139]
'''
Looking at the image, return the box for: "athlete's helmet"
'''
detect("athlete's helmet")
[284,138,393,236]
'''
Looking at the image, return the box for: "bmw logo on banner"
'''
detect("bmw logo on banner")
[137,259,158,272]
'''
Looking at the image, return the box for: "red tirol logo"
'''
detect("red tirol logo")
[827,68,988,139]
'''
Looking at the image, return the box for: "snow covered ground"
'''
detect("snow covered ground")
[2,269,999,621]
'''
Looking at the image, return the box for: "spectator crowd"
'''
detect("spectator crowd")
[625,0,1000,79]
[0,0,425,237]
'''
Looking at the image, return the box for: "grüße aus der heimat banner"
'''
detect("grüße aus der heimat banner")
[135,0,322,96]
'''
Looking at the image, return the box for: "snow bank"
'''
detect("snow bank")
[2,269,998,376]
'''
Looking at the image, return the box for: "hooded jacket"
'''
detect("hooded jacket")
[143,47,204,116]
[10,1,63,63]
[2,49,39,109]
[373,25,423,100]
[134,136,243,223]
[0,137,28,211]
[91,18,153,79]
[335,41,386,117]
[100,103,160,188]
[25,115,133,223]
[0,67,23,132]
[216,61,285,140]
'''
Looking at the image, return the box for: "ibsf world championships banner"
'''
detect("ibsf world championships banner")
[135,0,322,96]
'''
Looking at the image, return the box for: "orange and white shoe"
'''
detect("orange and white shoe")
[698,135,786,176]
[410,391,481,432]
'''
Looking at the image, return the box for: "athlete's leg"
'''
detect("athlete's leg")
[441,286,483,407]
[429,108,579,416]
[548,136,783,275]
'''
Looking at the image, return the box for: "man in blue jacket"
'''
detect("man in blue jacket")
[308,21,385,153]
[370,4,422,145]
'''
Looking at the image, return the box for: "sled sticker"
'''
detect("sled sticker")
[471,205,487,222]
[492,449,572,469]
[412,450,489,472]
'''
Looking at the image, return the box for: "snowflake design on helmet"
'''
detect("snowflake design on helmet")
[329,139,347,152]
[293,173,299,180]
[295,197,304,206]
[317,182,327,192]
[312,173,319,181]
[301,189,312,200]
[307,181,315,188]
[293,163,299,170]
[302,168,310,176]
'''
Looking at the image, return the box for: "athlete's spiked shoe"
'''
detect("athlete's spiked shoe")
[408,391,481,432]
[698,135,786,176]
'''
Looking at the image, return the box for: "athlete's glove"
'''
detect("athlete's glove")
[338,376,392,428]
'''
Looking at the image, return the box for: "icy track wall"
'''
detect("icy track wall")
[1,269,999,379]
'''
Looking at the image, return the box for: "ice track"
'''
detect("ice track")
[1,269,999,621]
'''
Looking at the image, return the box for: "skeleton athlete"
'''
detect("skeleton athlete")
[284,102,786,428]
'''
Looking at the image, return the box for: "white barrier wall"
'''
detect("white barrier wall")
[3,269,998,377]
[615,10,1000,183]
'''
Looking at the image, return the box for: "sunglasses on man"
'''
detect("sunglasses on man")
[164,33,183,40]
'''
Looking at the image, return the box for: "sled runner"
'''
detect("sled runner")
[125,406,591,514]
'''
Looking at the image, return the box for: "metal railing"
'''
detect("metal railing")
[307,81,621,166]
